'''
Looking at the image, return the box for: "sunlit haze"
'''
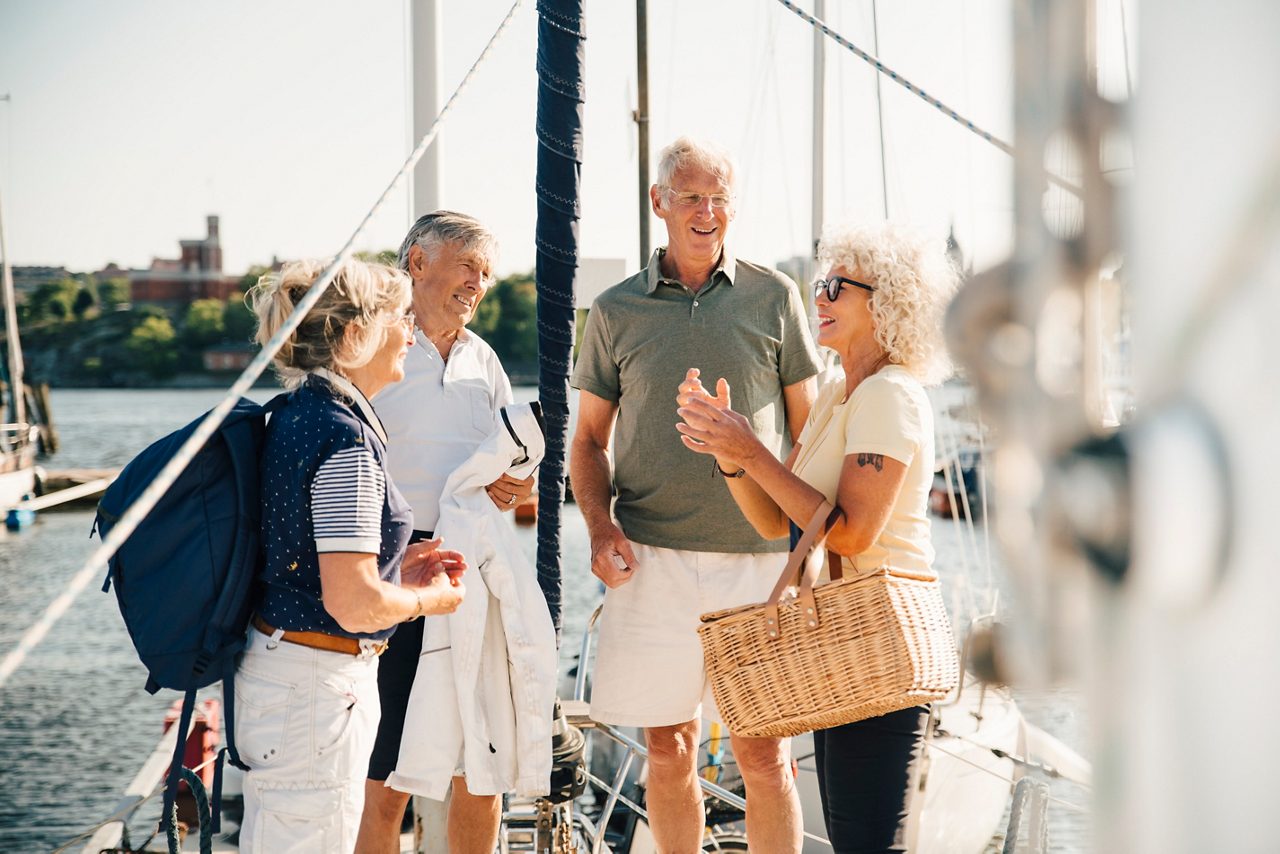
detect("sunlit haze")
[0,0,1133,279]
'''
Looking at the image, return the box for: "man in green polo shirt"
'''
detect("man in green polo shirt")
[570,136,821,853]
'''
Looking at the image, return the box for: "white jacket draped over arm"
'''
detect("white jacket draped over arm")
[387,403,558,799]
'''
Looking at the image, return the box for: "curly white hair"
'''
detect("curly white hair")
[817,221,960,386]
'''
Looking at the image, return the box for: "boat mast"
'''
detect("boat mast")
[0,98,26,427]
[534,0,585,634]
[406,11,446,847]
[409,0,444,214]
[635,0,650,263]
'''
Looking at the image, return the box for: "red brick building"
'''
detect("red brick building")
[202,344,256,372]
[129,216,240,310]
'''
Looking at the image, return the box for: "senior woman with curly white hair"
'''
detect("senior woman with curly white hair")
[676,221,958,853]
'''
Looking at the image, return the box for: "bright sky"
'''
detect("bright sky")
[0,0,1134,280]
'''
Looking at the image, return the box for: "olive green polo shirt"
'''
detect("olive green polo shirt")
[571,247,821,553]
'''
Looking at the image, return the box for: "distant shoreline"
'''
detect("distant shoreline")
[45,370,543,390]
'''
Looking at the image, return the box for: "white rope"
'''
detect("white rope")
[0,0,527,693]
[770,0,1083,198]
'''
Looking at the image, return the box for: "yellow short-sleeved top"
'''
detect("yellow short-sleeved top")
[791,365,936,579]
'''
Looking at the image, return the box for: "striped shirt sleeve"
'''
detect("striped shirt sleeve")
[310,445,385,554]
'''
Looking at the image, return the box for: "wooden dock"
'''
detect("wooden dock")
[29,468,118,511]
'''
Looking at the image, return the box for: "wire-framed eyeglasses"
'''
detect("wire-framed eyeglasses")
[387,310,416,332]
[661,187,734,209]
[813,275,875,302]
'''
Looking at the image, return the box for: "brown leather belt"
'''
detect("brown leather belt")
[252,615,388,657]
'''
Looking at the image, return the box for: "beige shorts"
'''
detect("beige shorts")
[589,543,782,728]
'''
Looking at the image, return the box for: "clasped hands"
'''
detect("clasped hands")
[675,368,760,474]
[400,538,467,613]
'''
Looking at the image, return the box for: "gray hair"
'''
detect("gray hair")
[655,136,738,194]
[396,210,498,274]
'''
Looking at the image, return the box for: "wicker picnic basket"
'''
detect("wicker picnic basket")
[698,502,959,738]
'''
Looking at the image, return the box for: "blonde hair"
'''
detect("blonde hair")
[249,258,411,389]
[817,222,960,386]
[655,136,738,197]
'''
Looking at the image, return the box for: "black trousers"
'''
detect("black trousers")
[366,530,434,782]
[812,706,927,854]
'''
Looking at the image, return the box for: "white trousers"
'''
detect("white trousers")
[232,628,381,854]
[590,543,781,728]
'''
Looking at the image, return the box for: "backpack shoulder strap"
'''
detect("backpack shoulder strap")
[159,689,197,838]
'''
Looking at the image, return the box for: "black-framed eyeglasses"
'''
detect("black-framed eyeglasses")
[813,275,875,302]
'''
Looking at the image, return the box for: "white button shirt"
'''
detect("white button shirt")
[373,328,514,532]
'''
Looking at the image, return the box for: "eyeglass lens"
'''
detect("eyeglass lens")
[813,276,874,301]
[668,189,732,208]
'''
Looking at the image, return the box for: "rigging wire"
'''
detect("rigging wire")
[767,36,800,254]
[869,0,889,219]
[737,3,780,223]
[835,4,847,213]
[1117,0,1135,101]
[924,740,1089,815]
[770,0,1083,198]
[937,416,980,619]
[958,0,979,271]
[579,767,835,847]
[0,0,528,694]
[976,411,996,603]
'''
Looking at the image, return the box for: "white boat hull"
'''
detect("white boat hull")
[0,465,36,512]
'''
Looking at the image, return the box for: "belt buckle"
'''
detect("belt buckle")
[358,638,390,659]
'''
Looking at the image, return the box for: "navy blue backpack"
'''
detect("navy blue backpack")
[93,393,288,835]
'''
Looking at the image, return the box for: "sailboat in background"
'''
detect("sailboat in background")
[0,177,40,513]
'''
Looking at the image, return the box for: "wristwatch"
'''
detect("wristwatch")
[716,462,746,478]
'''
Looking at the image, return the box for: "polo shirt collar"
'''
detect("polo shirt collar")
[644,247,738,295]
[311,367,389,445]
[413,326,474,358]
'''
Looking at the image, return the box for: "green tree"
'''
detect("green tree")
[355,249,399,267]
[26,279,80,323]
[98,277,131,309]
[183,298,227,346]
[125,316,178,378]
[223,297,257,343]
[469,290,501,340]
[73,284,97,319]
[490,274,538,365]
[239,264,271,294]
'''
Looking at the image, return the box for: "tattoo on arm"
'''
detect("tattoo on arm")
[856,453,884,472]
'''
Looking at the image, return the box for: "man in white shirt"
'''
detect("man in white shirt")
[356,211,534,854]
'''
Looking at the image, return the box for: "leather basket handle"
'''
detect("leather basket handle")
[763,502,839,639]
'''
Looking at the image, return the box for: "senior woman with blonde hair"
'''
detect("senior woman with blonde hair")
[677,221,958,853]
[236,258,467,853]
